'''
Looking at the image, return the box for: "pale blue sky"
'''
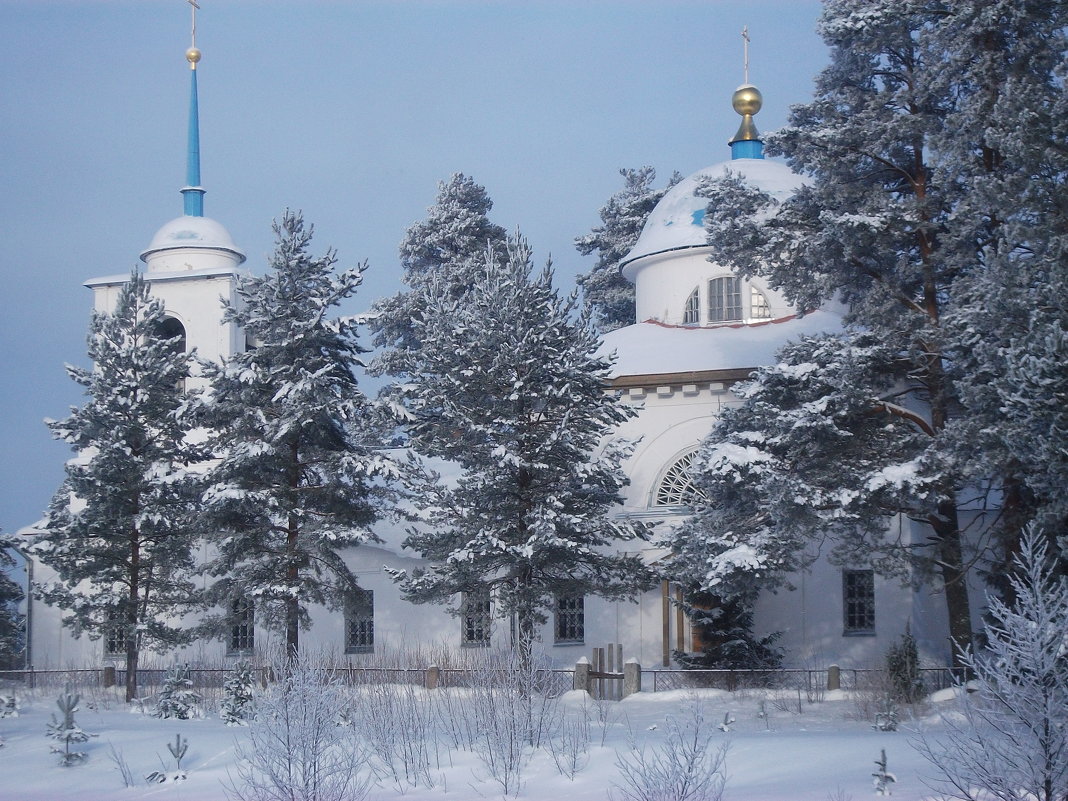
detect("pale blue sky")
[0,0,826,534]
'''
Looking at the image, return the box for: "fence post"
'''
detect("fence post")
[102,665,116,688]
[623,659,642,698]
[827,664,841,691]
[574,657,592,695]
[425,664,440,690]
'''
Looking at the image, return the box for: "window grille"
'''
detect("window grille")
[229,597,255,653]
[843,569,875,634]
[105,609,127,657]
[750,286,772,319]
[554,594,585,643]
[683,287,700,324]
[345,590,374,654]
[709,277,743,322]
[461,592,492,647]
[654,451,702,507]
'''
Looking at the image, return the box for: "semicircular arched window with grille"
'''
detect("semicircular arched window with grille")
[653,449,704,507]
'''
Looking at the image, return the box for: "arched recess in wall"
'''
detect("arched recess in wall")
[156,315,187,354]
[651,448,705,508]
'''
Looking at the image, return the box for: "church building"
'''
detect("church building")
[21,36,961,673]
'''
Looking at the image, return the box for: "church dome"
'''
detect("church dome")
[140,215,246,272]
[619,158,803,280]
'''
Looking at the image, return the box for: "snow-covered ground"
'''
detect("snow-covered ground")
[0,679,967,801]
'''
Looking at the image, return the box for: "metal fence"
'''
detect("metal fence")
[1,663,966,698]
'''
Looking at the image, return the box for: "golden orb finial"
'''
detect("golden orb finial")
[732,84,762,117]
[186,47,201,65]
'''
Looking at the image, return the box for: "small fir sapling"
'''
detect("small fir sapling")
[872,749,896,796]
[220,660,255,725]
[884,626,923,704]
[154,663,201,720]
[46,686,96,766]
[146,733,189,783]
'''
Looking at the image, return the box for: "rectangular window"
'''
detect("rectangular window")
[345,590,374,654]
[554,594,585,643]
[105,609,127,657]
[229,597,255,654]
[461,591,492,647]
[843,569,875,635]
[709,277,742,322]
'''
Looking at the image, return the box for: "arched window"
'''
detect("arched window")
[750,287,772,319]
[156,316,187,354]
[708,277,742,322]
[682,287,701,325]
[654,450,703,507]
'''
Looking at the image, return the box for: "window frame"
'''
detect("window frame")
[460,591,492,648]
[344,589,375,655]
[708,276,743,322]
[104,608,127,658]
[554,593,585,644]
[682,286,701,325]
[228,597,255,655]
[653,450,702,508]
[842,569,876,636]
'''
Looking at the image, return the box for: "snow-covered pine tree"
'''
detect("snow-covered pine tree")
[154,663,201,720]
[934,2,1068,557]
[0,538,24,670]
[687,1,980,658]
[220,660,256,726]
[30,271,201,702]
[915,526,1068,801]
[370,173,508,376]
[665,331,940,628]
[46,686,95,766]
[198,211,394,655]
[397,235,654,660]
[575,167,680,332]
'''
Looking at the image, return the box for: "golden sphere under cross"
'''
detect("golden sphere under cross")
[732,84,762,116]
[186,47,202,65]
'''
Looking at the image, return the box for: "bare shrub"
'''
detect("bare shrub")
[348,678,440,791]
[225,651,371,801]
[610,696,728,801]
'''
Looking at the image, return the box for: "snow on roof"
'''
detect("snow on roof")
[597,309,844,379]
[140,215,246,264]
[620,158,804,271]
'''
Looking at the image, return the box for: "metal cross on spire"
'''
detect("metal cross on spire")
[742,25,751,84]
[189,0,200,50]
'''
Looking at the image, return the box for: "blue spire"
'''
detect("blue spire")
[181,47,205,216]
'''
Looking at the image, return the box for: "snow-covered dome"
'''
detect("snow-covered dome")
[619,158,803,280]
[140,215,246,273]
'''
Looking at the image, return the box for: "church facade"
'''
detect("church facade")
[21,47,966,674]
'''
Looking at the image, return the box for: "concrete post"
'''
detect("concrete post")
[623,659,642,698]
[827,664,841,691]
[102,665,116,688]
[574,657,592,695]
[425,664,440,690]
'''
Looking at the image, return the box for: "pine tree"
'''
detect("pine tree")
[687,1,982,659]
[30,272,201,701]
[575,166,679,332]
[198,211,394,655]
[45,686,95,766]
[370,173,507,375]
[934,1,1068,552]
[0,539,24,670]
[220,660,256,726]
[397,236,654,660]
[154,663,201,720]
